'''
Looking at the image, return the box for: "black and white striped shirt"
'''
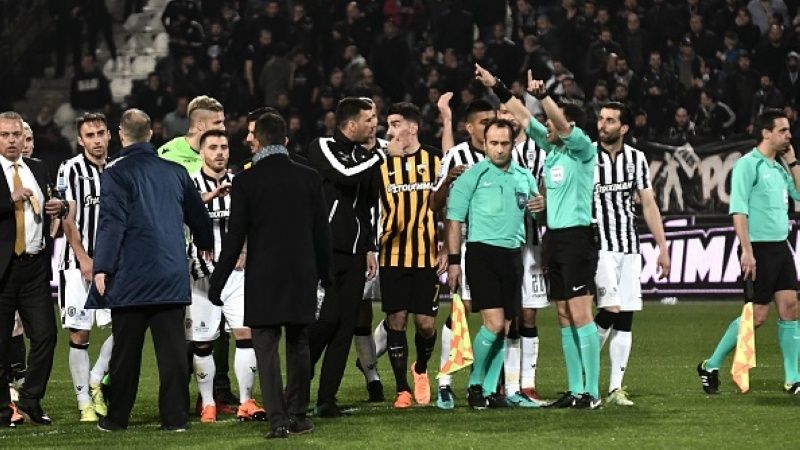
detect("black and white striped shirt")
[58,154,102,270]
[188,169,233,280]
[593,143,652,254]
[433,138,540,192]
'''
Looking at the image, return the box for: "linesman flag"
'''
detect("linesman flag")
[732,302,756,393]
[438,294,473,377]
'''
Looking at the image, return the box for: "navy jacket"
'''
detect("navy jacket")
[85,142,212,309]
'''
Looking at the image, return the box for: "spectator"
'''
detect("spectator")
[208,58,244,116]
[468,41,499,80]
[777,51,800,104]
[585,28,623,79]
[641,84,677,136]
[750,74,785,125]
[518,35,552,82]
[135,72,174,121]
[288,3,316,53]
[70,55,111,113]
[785,103,800,145]
[513,0,537,41]
[732,7,762,50]
[554,77,586,106]
[753,24,789,81]
[644,0,681,52]
[641,50,679,100]
[258,44,291,107]
[747,0,790,34]
[620,12,652,73]
[163,96,189,138]
[536,14,562,59]
[717,32,745,80]
[162,0,204,60]
[84,0,118,62]
[663,106,697,145]
[30,105,57,139]
[556,0,590,80]
[290,50,322,111]
[694,89,736,141]
[342,45,368,91]
[487,22,521,84]
[337,1,373,54]
[440,49,469,94]
[319,110,336,136]
[611,82,636,112]
[412,67,442,108]
[589,5,615,39]
[350,67,381,98]
[630,109,657,143]
[586,81,611,119]
[433,2,475,55]
[150,120,168,148]
[286,113,310,158]
[370,19,411,102]
[244,29,274,97]
[171,53,207,98]
[686,14,720,62]
[202,20,230,67]
[405,43,439,99]
[726,52,761,130]
[613,56,642,103]
[250,0,287,43]
[675,39,702,90]
[713,0,741,37]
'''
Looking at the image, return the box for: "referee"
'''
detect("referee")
[476,66,602,409]
[698,109,800,395]
[446,119,544,409]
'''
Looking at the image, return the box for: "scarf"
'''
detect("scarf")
[252,144,289,164]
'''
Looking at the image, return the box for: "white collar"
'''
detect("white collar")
[0,154,27,172]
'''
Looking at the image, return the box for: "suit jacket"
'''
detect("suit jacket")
[209,153,332,327]
[0,157,53,277]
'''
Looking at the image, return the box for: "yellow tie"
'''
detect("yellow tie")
[12,163,25,255]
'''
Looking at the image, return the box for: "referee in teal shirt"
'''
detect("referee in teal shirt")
[446,119,544,409]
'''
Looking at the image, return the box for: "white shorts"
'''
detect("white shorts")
[59,269,112,330]
[595,250,642,312]
[12,312,23,337]
[521,228,549,309]
[363,272,381,300]
[185,270,245,342]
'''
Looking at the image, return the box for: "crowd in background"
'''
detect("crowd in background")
[25,0,800,174]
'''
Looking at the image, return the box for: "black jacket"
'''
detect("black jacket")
[0,157,53,278]
[307,130,384,255]
[210,154,332,327]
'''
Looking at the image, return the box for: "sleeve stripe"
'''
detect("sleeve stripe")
[318,137,383,176]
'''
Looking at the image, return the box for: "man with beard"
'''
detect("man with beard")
[592,102,670,406]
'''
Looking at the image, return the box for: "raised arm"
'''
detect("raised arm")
[437,92,455,154]
[474,63,532,132]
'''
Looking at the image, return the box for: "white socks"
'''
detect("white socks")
[354,334,380,382]
[234,347,257,404]
[69,346,91,408]
[90,335,113,386]
[609,330,632,393]
[438,322,453,387]
[373,320,388,360]
[504,338,521,394]
[598,326,612,349]
[520,336,539,390]
[193,353,216,407]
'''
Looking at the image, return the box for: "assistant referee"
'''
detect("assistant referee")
[446,119,544,409]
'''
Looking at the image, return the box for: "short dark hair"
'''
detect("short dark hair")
[254,112,287,146]
[76,112,108,133]
[483,118,515,142]
[247,106,279,123]
[465,99,495,122]
[387,102,421,124]
[335,97,373,130]
[199,129,228,148]
[560,103,587,130]
[600,102,631,126]
[753,108,788,143]
[119,109,151,143]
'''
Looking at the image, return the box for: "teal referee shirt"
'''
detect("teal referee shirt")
[447,159,539,249]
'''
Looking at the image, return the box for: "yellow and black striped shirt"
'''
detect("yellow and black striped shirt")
[379,146,441,268]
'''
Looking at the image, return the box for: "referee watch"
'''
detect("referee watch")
[448,254,461,266]
[789,159,800,169]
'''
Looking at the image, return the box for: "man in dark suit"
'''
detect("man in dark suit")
[85,109,213,432]
[210,112,331,439]
[0,111,57,427]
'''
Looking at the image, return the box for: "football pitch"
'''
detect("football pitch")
[1,301,796,448]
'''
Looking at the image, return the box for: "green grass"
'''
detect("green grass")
[1,301,797,448]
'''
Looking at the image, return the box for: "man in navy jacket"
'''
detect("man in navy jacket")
[86,109,212,432]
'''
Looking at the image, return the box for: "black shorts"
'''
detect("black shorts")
[379,267,440,316]
[465,242,522,320]
[543,226,599,300]
[741,241,798,305]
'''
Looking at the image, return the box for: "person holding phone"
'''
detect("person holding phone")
[697,109,800,396]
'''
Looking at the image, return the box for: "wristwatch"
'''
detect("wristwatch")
[789,160,800,169]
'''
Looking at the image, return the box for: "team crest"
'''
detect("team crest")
[67,306,76,317]
[417,165,428,176]
[626,163,635,175]
[516,192,527,210]
[185,318,192,329]
[598,287,606,298]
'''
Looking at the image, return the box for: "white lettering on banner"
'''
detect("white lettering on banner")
[641,224,800,296]
[699,152,740,205]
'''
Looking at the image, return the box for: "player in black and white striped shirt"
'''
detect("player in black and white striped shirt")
[56,112,113,422]
[592,103,671,406]
[184,129,265,423]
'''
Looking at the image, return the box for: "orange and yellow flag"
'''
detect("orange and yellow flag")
[731,302,756,393]
[438,294,473,377]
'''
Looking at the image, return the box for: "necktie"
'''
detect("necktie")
[12,163,25,255]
